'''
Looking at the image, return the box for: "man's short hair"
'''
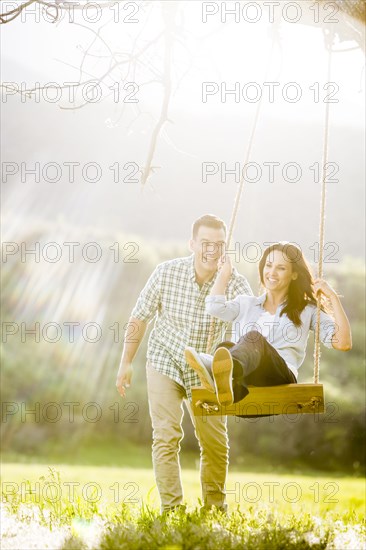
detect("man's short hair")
[192,214,227,239]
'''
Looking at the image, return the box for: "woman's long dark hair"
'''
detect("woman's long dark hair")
[258,242,325,326]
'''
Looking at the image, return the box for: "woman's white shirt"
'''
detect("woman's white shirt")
[206,293,336,376]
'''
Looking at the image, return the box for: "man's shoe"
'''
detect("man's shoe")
[212,347,234,406]
[185,347,215,392]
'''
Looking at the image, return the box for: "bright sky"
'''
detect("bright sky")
[1,0,364,125]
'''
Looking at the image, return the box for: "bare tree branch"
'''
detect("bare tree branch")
[140,2,177,186]
[0,0,58,24]
[1,0,364,189]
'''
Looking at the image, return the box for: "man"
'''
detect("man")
[116,214,252,513]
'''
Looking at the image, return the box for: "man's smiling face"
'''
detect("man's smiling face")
[190,225,226,275]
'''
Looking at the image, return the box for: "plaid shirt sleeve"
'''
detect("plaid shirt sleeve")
[130,265,162,323]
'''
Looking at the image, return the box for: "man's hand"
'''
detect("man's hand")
[115,317,146,397]
[116,363,133,398]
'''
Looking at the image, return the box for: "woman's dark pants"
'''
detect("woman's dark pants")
[216,330,297,404]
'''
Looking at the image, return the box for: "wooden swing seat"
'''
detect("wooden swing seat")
[191,384,324,416]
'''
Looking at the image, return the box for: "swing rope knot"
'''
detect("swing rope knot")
[196,400,220,414]
[296,396,322,412]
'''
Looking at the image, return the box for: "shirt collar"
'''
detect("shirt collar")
[188,254,218,287]
[256,292,287,311]
[256,293,267,306]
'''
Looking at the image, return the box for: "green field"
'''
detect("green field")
[1,463,365,549]
[1,462,365,517]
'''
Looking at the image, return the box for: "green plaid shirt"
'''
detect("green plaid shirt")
[131,254,252,398]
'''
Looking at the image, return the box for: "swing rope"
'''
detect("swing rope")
[205,33,276,354]
[313,30,334,384]
[206,29,334,389]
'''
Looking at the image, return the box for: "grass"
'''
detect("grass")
[1,462,365,549]
[1,463,365,517]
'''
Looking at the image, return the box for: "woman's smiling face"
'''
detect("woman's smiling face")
[262,249,298,293]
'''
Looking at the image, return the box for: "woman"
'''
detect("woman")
[185,242,352,407]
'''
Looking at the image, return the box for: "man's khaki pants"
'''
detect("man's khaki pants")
[146,362,229,512]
